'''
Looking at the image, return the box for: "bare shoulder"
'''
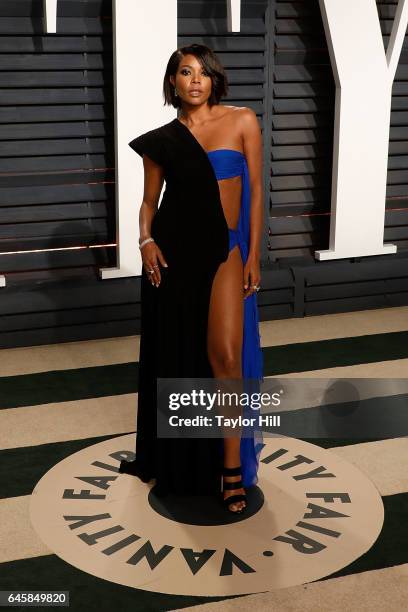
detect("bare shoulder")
[234,108,262,156]
[218,105,258,129]
[220,105,257,129]
[234,106,259,129]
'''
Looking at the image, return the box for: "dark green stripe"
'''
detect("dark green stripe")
[3,330,408,409]
[263,330,408,375]
[0,432,135,500]
[0,364,139,409]
[261,393,408,439]
[0,553,238,611]
[300,437,378,448]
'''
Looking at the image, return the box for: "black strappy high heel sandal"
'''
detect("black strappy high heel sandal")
[221,465,247,513]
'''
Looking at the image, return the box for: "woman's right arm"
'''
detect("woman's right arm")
[139,154,168,287]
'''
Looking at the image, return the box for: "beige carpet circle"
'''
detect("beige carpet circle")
[30,434,384,596]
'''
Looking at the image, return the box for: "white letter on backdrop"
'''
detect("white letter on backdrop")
[227,0,241,32]
[43,0,57,33]
[100,0,177,279]
[315,0,408,260]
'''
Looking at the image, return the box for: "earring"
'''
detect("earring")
[174,87,178,97]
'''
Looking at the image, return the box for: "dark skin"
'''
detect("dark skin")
[139,54,263,511]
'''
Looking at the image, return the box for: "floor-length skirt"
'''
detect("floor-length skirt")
[121,249,263,497]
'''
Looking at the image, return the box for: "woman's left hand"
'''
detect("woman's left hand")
[243,254,261,299]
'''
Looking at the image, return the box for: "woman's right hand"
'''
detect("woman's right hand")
[141,242,168,287]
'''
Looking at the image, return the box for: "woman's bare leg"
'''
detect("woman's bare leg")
[207,244,245,511]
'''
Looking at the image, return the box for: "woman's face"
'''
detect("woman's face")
[170,54,212,106]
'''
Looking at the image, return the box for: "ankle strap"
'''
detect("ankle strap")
[223,479,243,490]
[222,466,241,476]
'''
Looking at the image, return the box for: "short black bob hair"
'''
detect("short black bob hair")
[163,44,229,109]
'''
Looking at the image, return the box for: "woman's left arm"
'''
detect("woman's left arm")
[239,107,264,298]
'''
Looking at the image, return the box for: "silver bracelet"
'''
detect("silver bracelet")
[139,237,155,249]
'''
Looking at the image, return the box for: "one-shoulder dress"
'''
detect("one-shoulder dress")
[119,117,264,496]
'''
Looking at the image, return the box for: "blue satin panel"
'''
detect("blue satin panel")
[228,228,240,252]
[207,148,264,488]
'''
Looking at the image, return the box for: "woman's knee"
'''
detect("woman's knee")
[208,346,242,377]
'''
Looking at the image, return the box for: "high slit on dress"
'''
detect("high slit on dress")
[208,148,264,488]
[119,118,264,497]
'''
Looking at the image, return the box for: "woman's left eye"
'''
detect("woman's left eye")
[181,68,208,77]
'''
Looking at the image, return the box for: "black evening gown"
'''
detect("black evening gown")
[119,118,261,496]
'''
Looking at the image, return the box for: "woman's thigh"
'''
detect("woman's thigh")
[207,245,244,370]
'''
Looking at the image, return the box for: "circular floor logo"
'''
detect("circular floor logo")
[30,434,384,596]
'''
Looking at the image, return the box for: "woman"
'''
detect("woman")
[119,44,264,513]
